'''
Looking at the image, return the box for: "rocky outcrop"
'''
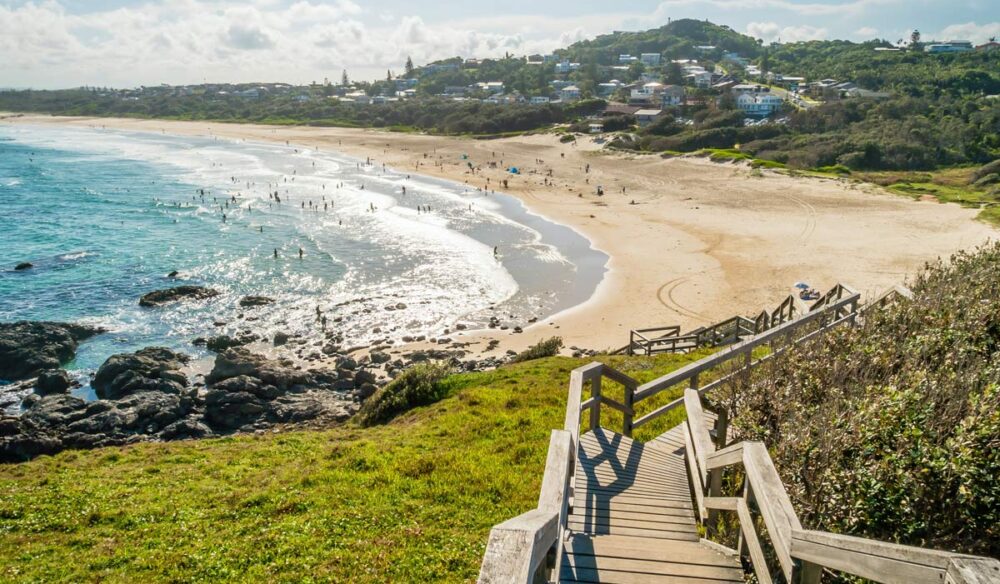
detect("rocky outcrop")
[14,262,33,271]
[139,286,220,307]
[91,347,190,400]
[202,348,354,431]
[35,369,72,396]
[2,346,358,462]
[239,296,275,307]
[0,321,105,381]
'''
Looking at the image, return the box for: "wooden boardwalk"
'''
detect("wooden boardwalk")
[480,284,1000,584]
[561,427,741,584]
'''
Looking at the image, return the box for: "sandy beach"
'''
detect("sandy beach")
[4,113,995,355]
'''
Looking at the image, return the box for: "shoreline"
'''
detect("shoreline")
[4,113,996,357]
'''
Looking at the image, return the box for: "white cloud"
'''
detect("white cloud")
[652,0,901,17]
[854,26,879,38]
[933,21,1000,43]
[746,21,828,43]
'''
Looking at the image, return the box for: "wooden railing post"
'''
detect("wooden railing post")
[589,375,601,431]
[792,560,823,584]
[622,379,635,438]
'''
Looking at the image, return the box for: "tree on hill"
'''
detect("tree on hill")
[405,56,415,77]
[341,69,349,86]
[910,29,922,50]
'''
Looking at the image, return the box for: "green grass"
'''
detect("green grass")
[886,181,1000,226]
[699,148,752,162]
[0,351,712,583]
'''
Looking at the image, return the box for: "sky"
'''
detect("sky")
[1,0,998,89]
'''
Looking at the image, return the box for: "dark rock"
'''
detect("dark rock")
[239,295,275,307]
[14,262,33,271]
[206,335,249,353]
[22,394,89,428]
[353,369,377,386]
[204,390,268,430]
[212,375,279,400]
[273,332,290,346]
[0,416,63,462]
[160,419,212,440]
[139,286,220,307]
[0,321,105,381]
[35,369,71,396]
[206,348,310,390]
[370,351,391,364]
[337,357,358,371]
[167,270,179,278]
[92,347,190,400]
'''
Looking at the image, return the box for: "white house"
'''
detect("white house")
[530,96,551,105]
[686,71,713,88]
[618,54,638,64]
[640,53,661,66]
[736,93,784,116]
[560,85,582,102]
[555,60,580,74]
[925,40,973,53]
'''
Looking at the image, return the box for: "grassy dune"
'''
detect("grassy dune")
[0,351,711,583]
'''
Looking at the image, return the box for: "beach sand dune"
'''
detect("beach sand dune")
[7,115,994,354]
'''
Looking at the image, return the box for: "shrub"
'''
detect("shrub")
[559,134,577,143]
[720,242,1000,556]
[357,363,452,427]
[511,337,564,363]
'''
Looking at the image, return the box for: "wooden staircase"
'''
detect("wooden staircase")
[561,428,743,584]
[479,284,1000,584]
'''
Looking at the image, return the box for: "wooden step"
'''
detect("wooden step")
[560,534,742,584]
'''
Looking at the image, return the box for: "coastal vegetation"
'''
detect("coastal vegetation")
[723,242,1000,556]
[0,351,710,583]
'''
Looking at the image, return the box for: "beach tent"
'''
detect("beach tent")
[509,167,520,174]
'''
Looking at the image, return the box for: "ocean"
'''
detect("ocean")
[0,124,606,397]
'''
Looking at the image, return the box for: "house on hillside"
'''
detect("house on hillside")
[686,71,713,88]
[635,109,663,127]
[530,96,551,104]
[560,85,582,102]
[976,41,1000,52]
[597,81,623,97]
[660,85,685,106]
[925,40,973,53]
[736,93,783,116]
[618,54,638,64]
[424,62,459,74]
[555,60,581,74]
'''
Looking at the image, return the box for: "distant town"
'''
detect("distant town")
[41,35,999,133]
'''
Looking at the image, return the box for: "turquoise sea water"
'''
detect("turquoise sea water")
[0,124,606,392]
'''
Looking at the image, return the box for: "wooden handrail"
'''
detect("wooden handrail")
[478,429,574,583]
[634,291,861,403]
[696,428,1000,584]
[480,282,993,583]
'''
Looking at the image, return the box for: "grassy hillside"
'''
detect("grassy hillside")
[0,351,711,583]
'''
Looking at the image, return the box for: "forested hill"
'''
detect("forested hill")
[765,41,1000,96]
[557,19,762,63]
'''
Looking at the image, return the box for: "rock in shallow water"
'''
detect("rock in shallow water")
[92,347,191,400]
[0,321,106,381]
[138,285,220,307]
[239,295,275,307]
